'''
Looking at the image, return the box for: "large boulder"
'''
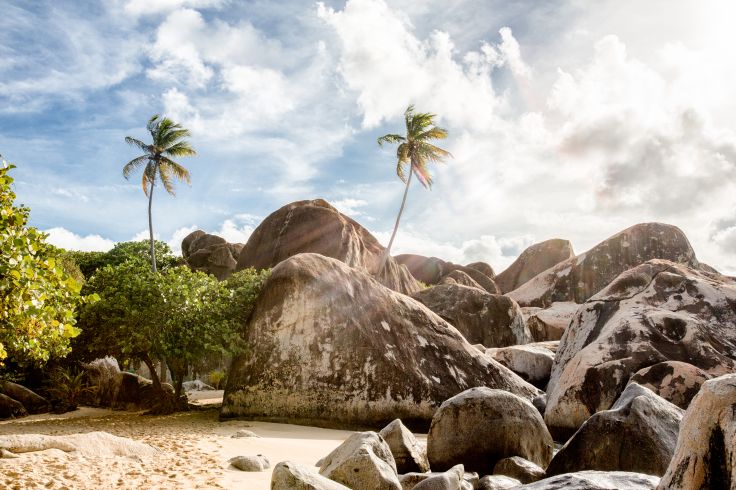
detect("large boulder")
[0,393,27,419]
[182,230,243,280]
[493,456,546,483]
[0,381,50,414]
[508,223,699,307]
[628,361,712,409]
[413,284,532,348]
[236,199,419,295]
[466,261,495,279]
[439,270,483,289]
[545,260,736,438]
[516,471,659,489]
[272,461,350,489]
[522,302,578,342]
[658,373,736,489]
[487,344,555,388]
[495,239,574,293]
[222,254,539,429]
[426,387,553,475]
[546,383,683,476]
[318,432,400,490]
[378,419,429,474]
[394,254,499,294]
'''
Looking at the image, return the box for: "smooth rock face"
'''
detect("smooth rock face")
[182,230,242,280]
[229,454,270,471]
[236,199,419,295]
[439,270,483,290]
[522,302,578,342]
[378,419,429,474]
[271,461,350,490]
[222,254,539,428]
[427,387,553,475]
[0,431,158,458]
[413,284,532,348]
[0,393,28,419]
[394,254,499,294]
[477,475,521,490]
[466,262,496,279]
[546,383,683,477]
[516,471,659,489]
[487,344,555,388]
[628,361,712,409]
[0,382,50,414]
[545,260,736,437]
[495,239,574,293]
[508,223,699,307]
[318,432,400,490]
[493,456,545,483]
[658,373,736,489]
[412,465,465,490]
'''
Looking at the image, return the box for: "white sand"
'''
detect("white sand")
[0,406,361,489]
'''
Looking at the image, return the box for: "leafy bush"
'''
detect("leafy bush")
[207,369,226,390]
[46,368,94,412]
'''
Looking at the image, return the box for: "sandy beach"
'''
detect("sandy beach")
[0,395,377,489]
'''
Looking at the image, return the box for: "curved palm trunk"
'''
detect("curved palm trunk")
[379,167,413,274]
[147,180,157,273]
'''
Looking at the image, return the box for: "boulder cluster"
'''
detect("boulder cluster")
[200,199,736,488]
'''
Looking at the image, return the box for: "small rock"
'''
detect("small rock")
[493,456,545,483]
[0,393,28,419]
[378,419,429,473]
[319,432,400,490]
[477,475,521,490]
[231,430,260,438]
[0,449,19,459]
[229,454,270,472]
[413,464,464,490]
[271,460,350,489]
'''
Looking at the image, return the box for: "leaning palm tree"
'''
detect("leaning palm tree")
[377,105,452,273]
[123,115,196,273]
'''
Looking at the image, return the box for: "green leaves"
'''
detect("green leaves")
[0,162,88,366]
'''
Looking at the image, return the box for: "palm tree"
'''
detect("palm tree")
[123,115,196,273]
[377,105,452,273]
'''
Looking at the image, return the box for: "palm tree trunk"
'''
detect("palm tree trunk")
[147,180,157,273]
[379,167,413,274]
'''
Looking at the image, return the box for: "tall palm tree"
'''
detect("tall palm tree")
[377,105,452,273]
[123,115,196,273]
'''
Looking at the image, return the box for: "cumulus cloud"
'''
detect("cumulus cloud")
[44,227,115,252]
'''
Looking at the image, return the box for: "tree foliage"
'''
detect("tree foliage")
[0,161,90,366]
[62,240,180,280]
[75,260,269,405]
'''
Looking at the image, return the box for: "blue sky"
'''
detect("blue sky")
[3,0,736,273]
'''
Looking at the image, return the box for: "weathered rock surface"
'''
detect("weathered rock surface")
[628,360,712,409]
[496,239,574,293]
[493,456,545,484]
[487,344,555,388]
[547,383,683,476]
[427,387,553,475]
[522,302,578,342]
[236,199,419,295]
[0,431,158,458]
[412,464,465,490]
[182,379,215,392]
[222,254,539,428]
[231,429,259,438]
[318,432,400,490]
[413,284,532,348]
[545,260,736,437]
[439,270,483,290]
[516,471,659,489]
[0,393,28,419]
[229,454,270,471]
[378,419,429,474]
[272,461,350,489]
[658,373,736,489]
[0,381,49,414]
[508,223,699,307]
[182,230,243,280]
[477,475,521,489]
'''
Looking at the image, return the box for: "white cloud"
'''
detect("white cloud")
[332,198,368,217]
[44,227,115,252]
[123,0,224,17]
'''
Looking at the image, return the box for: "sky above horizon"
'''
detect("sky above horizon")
[3,0,736,274]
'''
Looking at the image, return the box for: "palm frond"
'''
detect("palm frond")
[160,157,191,185]
[377,134,405,147]
[125,137,151,153]
[415,127,448,142]
[158,166,176,195]
[418,142,453,162]
[122,155,149,179]
[164,141,197,157]
[412,160,433,189]
[141,165,154,197]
